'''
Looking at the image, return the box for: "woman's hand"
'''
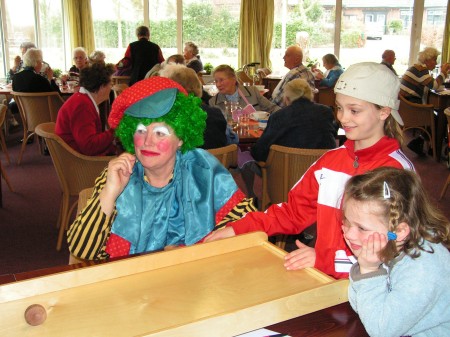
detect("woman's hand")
[358,232,386,274]
[45,67,54,81]
[99,153,136,215]
[203,227,236,242]
[284,240,316,270]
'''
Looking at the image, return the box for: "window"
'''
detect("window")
[272,0,336,75]
[182,0,241,70]
[91,0,144,65]
[38,0,65,74]
[148,0,177,58]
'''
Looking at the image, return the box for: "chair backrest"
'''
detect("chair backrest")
[256,68,271,84]
[35,122,114,197]
[398,95,436,159]
[112,83,128,98]
[11,91,65,130]
[236,70,254,86]
[259,145,328,210]
[207,144,238,170]
[0,104,7,129]
[112,76,131,85]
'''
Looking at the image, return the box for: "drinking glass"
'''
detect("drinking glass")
[224,101,240,128]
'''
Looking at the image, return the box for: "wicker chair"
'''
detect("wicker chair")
[398,95,436,160]
[0,105,13,206]
[112,83,128,98]
[0,104,11,164]
[439,108,450,200]
[35,122,115,251]
[207,144,238,170]
[11,91,65,164]
[258,145,328,249]
[111,75,131,85]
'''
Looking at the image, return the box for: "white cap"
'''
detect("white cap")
[334,62,403,126]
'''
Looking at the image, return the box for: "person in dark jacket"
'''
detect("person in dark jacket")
[159,64,227,149]
[12,48,60,93]
[242,78,337,200]
[121,26,165,86]
[251,78,336,162]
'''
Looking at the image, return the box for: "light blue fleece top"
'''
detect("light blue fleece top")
[349,241,450,337]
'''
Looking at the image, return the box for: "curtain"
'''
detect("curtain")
[239,0,274,70]
[65,0,95,55]
[442,0,450,63]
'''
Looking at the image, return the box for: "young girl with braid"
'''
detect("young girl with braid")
[342,167,450,337]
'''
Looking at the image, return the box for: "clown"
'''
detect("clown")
[68,77,256,260]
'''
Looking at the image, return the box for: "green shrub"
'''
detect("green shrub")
[204,62,213,74]
[388,20,403,33]
[341,30,364,48]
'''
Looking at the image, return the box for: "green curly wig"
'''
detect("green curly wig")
[115,93,206,154]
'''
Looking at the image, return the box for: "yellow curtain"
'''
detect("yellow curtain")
[238,0,274,70]
[442,0,450,63]
[65,0,95,55]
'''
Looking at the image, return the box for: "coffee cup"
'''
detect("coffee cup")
[250,111,269,121]
[258,118,268,129]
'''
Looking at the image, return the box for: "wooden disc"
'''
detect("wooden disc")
[24,304,47,326]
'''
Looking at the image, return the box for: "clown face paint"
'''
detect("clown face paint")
[134,122,182,173]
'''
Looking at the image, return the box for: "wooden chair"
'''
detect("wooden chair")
[236,70,254,86]
[207,144,238,170]
[255,67,271,84]
[111,75,130,85]
[439,108,450,200]
[35,122,115,251]
[11,91,65,164]
[315,86,337,118]
[0,104,11,164]
[398,95,436,160]
[258,145,328,249]
[112,83,128,98]
[0,105,13,206]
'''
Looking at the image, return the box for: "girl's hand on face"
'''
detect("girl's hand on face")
[358,232,387,274]
[284,240,316,270]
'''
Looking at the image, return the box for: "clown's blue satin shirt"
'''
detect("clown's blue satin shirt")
[111,149,239,254]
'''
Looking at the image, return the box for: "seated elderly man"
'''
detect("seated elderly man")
[400,47,450,155]
[241,78,337,200]
[271,44,316,107]
[55,63,117,156]
[381,49,398,76]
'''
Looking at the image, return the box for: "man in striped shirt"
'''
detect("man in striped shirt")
[400,47,449,104]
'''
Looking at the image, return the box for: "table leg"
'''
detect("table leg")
[435,109,448,162]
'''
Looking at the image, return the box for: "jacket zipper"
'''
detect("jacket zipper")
[353,156,359,168]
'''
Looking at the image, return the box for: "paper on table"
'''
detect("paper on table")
[234,328,291,337]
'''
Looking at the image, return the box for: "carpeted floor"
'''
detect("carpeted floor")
[0,126,449,276]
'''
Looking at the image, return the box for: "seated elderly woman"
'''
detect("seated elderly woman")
[69,47,89,83]
[12,48,60,93]
[55,63,117,156]
[241,78,337,200]
[313,54,343,88]
[67,77,256,260]
[159,63,228,149]
[89,50,106,65]
[209,64,280,116]
[184,41,203,73]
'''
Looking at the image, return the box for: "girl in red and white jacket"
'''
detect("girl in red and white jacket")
[205,62,415,279]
